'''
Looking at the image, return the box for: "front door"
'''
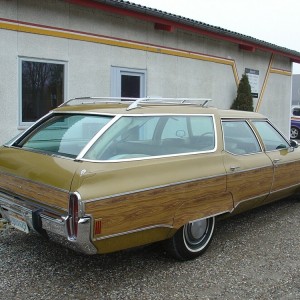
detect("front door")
[251,120,300,203]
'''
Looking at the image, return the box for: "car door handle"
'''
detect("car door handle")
[230,166,240,171]
[273,159,281,164]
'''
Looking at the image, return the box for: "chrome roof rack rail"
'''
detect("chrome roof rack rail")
[59,97,212,110]
[126,97,212,110]
[59,97,139,107]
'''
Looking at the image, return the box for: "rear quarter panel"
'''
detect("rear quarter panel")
[79,152,232,241]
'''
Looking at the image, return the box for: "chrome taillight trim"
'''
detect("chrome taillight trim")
[67,192,83,240]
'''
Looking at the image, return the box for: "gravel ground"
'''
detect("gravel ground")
[1,196,300,300]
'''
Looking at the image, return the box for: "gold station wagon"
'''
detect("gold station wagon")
[0,97,299,260]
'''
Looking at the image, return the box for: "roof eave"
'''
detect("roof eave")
[66,0,300,63]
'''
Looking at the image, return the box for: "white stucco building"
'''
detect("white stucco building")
[1,0,300,144]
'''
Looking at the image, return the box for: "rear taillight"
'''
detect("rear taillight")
[67,193,79,239]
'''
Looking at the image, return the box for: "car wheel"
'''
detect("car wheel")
[165,216,215,260]
[291,127,299,139]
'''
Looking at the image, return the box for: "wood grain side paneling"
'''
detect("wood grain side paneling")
[272,161,300,192]
[173,191,233,227]
[227,166,273,206]
[0,172,69,211]
[85,175,229,237]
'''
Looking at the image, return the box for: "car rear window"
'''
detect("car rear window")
[14,114,113,158]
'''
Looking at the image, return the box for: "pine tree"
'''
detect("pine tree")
[231,74,253,111]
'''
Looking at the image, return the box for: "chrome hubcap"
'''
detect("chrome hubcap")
[184,219,208,245]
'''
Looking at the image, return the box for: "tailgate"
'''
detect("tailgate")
[0,147,79,211]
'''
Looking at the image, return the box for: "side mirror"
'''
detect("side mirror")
[290,140,299,148]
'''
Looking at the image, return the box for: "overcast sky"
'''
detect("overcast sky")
[132,0,300,74]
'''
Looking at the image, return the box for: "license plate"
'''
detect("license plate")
[9,214,29,233]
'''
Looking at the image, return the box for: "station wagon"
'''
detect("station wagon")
[0,97,299,260]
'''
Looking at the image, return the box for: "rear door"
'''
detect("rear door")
[222,120,274,211]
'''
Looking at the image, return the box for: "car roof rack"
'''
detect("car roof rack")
[126,97,212,110]
[59,97,138,107]
[59,97,212,110]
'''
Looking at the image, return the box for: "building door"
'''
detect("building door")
[111,67,146,98]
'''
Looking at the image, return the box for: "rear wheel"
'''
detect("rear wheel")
[165,216,215,260]
[291,127,299,139]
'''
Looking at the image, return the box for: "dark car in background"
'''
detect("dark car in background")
[291,106,300,139]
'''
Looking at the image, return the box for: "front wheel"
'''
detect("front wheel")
[165,216,215,261]
[291,126,299,139]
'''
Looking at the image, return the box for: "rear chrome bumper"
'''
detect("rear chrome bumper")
[0,191,97,255]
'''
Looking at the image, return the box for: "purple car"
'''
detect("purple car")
[291,106,300,139]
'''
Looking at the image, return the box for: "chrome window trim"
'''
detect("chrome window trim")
[223,150,263,157]
[78,113,218,162]
[76,114,121,160]
[7,112,218,162]
[6,111,117,147]
[6,112,53,146]
[251,119,291,151]
[221,118,264,155]
[80,149,217,163]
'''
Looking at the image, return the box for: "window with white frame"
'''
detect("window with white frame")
[20,58,66,125]
[111,67,146,98]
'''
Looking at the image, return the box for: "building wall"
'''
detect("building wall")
[0,0,293,144]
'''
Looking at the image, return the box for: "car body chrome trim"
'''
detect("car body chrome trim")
[269,182,300,194]
[188,210,231,223]
[232,192,270,211]
[4,146,77,161]
[95,209,232,242]
[227,164,273,174]
[84,173,227,203]
[94,224,173,241]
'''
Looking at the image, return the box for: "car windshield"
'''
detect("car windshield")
[14,114,113,158]
[84,115,215,161]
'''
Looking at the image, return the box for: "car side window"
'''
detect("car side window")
[252,121,289,151]
[160,116,215,152]
[222,120,261,155]
[292,107,300,116]
[84,115,216,160]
